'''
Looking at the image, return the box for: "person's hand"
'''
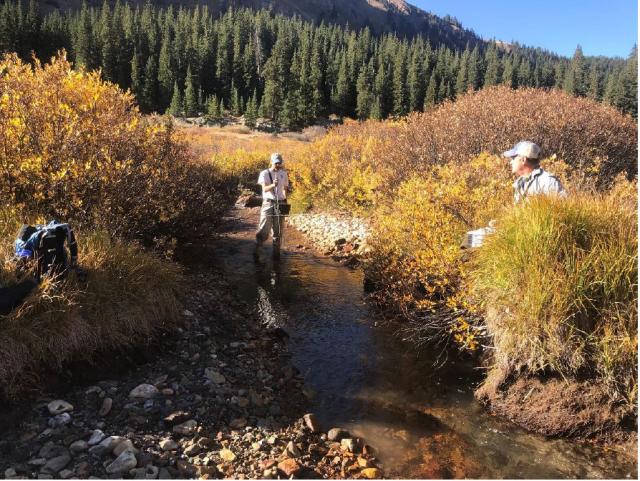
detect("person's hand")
[273,178,279,187]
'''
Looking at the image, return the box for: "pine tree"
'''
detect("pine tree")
[467,45,482,90]
[332,52,351,116]
[603,68,621,107]
[618,45,638,117]
[244,90,258,128]
[407,50,424,112]
[564,45,586,96]
[370,96,382,120]
[157,31,174,109]
[356,62,374,119]
[167,81,183,116]
[587,63,600,100]
[374,59,389,118]
[455,48,469,95]
[141,55,158,112]
[130,48,143,100]
[206,94,220,120]
[484,43,501,86]
[184,65,198,117]
[424,70,438,109]
[392,46,408,116]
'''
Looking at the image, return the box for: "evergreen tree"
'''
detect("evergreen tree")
[392,46,408,116]
[587,63,600,100]
[206,94,220,120]
[564,45,586,96]
[244,90,258,128]
[424,70,438,109]
[130,48,143,100]
[455,48,469,95]
[356,61,374,119]
[167,81,183,116]
[618,45,638,117]
[184,65,198,117]
[157,31,174,109]
[332,52,351,116]
[484,43,501,86]
[141,55,158,112]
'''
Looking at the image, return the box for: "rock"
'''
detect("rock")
[129,384,159,399]
[89,436,125,456]
[219,449,236,462]
[133,465,159,479]
[47,400,74,415]
[176,460,196,477]
[58,469,74,479]
[197,437,215,449]
[302,413,321,433]
[161,388,174,396]
[106,450,138,474]
[204,368,226,384]
[76,462,91,478]
[229,418,247,429]
[159,439,178,451]
[285,441,301,458]
[114,439,138,457]
[158,468,172,479]
[184,443,201,457]
[4,468,17,479]
[28,458,47,467]
[237,397,250,408]
[48,413,71,428]
[87,429,105,446]
[327,428,350,442]
[38,442,67,459]
[340,438,356,453]
[163,411,190,425]
[173,420,197,436]
[42,454,71,474]
[196,466,218,479]
[69,440,88,454]
[360,468,382,479]
[277,459,301,477]
[98,397,113,416]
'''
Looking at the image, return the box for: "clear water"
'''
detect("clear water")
[179,208,637,479]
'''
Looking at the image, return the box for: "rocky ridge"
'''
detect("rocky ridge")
[0,271,382,479]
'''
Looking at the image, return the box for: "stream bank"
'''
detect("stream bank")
[0,261,381,479]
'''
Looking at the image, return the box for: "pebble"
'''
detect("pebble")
[98,397,113,416]
[42,454,71,474]
[106,450,138,474]
[47,400,74,415]
[204,368,226,384]
[129,384,160,399]
[58,469,74,479]
[173,419,197,436]
[69,440,88,454]
[159,439,178,451]
[48,413,71,428]
[361,468,382,479]
[327,428,350,441]
[87,429,105,446]
[341,438,357,453]
[277,458,301,477]
[219,448,236,462]
[113,439,138,456]
[303,413,321,432]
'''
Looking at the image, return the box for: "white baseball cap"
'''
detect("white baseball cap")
[503,141,541,159]
[271,153,283,164]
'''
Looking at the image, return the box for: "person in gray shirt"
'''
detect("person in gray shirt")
[503,141,566,204]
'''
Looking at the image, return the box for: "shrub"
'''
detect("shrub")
[0,220,183,398]
[0,52,229,242]
[392,87,638,182]
[471,191,638,404]
[364,153,513,348]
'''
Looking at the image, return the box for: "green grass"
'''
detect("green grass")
[471,193,637,405]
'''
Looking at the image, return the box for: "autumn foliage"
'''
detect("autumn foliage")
[0,52,230,242]
[288,87,637,404]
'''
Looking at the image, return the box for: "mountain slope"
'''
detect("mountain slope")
[43,0,481,48]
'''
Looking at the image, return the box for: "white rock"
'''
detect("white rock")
[47,400,74,415]
[48,413,71,428]
[129,384,159,399]
[4,468,17,479]
[69,440,88,454]
[87,429,105,446]
[113,439,138,457]
[105,450,137,474]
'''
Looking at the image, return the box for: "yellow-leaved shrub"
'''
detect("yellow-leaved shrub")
[0,52,230,242]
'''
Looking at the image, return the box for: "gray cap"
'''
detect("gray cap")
[270,152,283,164]
[503,141,541,159]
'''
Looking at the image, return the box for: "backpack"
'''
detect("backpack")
[15,223,72,281]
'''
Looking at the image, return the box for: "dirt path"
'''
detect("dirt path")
[0,207,382,480]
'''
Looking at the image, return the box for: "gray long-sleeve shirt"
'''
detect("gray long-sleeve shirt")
[513,168,566,204]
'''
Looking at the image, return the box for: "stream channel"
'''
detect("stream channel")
[181,206,637,479]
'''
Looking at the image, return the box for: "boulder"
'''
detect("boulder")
[106,450,138,474]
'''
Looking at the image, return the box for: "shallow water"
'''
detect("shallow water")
[181,208,637,479]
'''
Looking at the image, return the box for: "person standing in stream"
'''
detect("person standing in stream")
[256,153,290,257]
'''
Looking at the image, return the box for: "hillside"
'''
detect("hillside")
[39,0,481,49]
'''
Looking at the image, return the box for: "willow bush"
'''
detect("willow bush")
[0,52,230,242]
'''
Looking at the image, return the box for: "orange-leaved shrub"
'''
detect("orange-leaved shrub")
[391,87,637,183]
[0,52,230,242]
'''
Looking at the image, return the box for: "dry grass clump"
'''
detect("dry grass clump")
[392,87,637,182]
[471,191,637,405]
[0,225,183,398]
[0,52,230,242]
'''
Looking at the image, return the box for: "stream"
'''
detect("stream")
[181,206,637,479]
